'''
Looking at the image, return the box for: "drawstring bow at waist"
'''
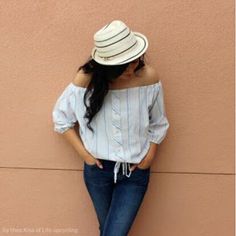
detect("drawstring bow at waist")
[113,161,132,183]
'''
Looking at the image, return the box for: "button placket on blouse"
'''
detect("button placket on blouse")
[111,92,124,158]
[111,91,132,183]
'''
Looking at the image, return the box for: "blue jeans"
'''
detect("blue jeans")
[83,159,150,236]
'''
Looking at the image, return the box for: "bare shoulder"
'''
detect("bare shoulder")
[140,65,160,85]
[72,69,92,88]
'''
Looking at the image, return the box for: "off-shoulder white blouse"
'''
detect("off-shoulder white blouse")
[52,81,170,183]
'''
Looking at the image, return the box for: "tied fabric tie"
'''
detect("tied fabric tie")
[113,161,132,183]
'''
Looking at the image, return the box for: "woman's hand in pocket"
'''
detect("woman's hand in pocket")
[130,159,152,171]
[84,155,103,169]
[130,145,157,171]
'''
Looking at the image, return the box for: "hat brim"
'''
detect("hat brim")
[91,32,148,65]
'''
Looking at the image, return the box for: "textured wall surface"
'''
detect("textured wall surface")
[0,0,234,235]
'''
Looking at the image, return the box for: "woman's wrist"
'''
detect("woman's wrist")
[81,152,96,164]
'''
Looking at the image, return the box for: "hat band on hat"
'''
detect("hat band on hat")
[97,34,137,58]
[98,40,138,61]
[94,27,132,52]
[95,30,131,50]
[95,29,138,58]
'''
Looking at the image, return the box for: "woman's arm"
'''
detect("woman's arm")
[138,142,158,168]
[52,81,103,167]
[61,127,96,165]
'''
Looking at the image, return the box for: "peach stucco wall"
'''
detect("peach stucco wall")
[0,1,234,236]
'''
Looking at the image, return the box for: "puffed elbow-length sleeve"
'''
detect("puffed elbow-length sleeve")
[52,84,77,134]
[147,81,170,144]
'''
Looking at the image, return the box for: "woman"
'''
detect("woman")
[52,20,170,236]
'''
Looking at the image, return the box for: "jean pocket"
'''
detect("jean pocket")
[84,162,97,167]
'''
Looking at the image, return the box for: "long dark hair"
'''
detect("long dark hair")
[77,53,147,133]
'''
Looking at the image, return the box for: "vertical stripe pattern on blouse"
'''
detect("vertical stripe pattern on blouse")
[52,81,170,183]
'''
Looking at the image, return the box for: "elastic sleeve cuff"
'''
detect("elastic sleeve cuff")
[147,123,170,144]
[147,134,164,144]
[53,123,76,134]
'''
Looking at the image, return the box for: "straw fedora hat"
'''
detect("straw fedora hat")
[91,20,149,65]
